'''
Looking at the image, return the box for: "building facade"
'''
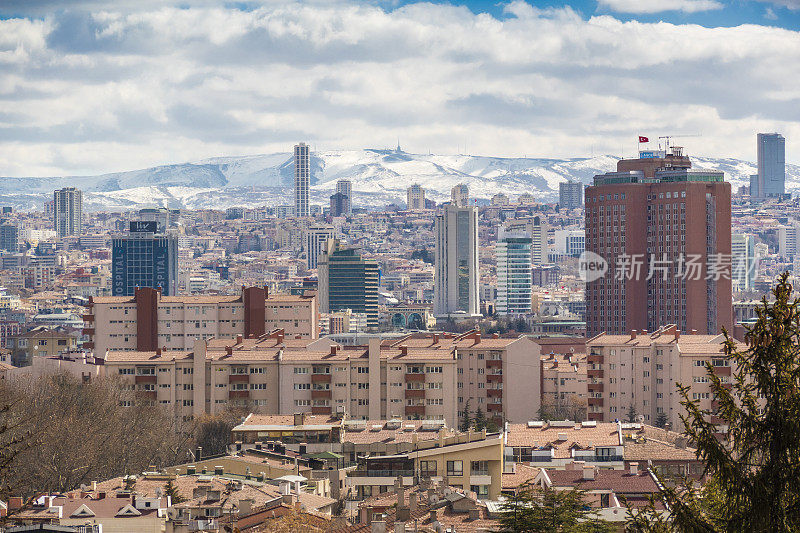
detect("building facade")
[750,133,786,198]
[318,240,379,328]
[304,224,335,270]
[559,180,583,209]
[112,221,178,296]
[585,147,733,337]
[434,204,480,319]
[294,143,310,217]
[336,179,352,215]
[451,184,469,207]
[54,187,82,238]
[0,224,18,252]
[407,184,425,211]
[731,233,756,292]
[495,228,532,316]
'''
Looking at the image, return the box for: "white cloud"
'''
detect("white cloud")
[0,1,798,176]
[597,0,723,14]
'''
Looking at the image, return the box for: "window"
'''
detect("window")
[471,461,488,475]
[420,460,437,477]
[294,383,310,390]
[294,367,309,374]
[447,460,463,476]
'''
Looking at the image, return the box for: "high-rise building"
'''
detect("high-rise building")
[585,146,732,337]
[294,143,310,217]
[111,221,178,296]
[778,223,800,260]
[304,224,334,270]
[329,192,348,217]
[731,233,756,291]
[554,230,586,257]
[0,224,18,252]
[335,179,352,215]
[54,187,82,238]
[503,216,549,265]
[318,239,379,328]
[750,133,786,199]
[407,184,425,210]
[496,227,532,316]
[434,203,480,319]
[559,180,583,209]
[138,208,172,232]
[451,183,469,207]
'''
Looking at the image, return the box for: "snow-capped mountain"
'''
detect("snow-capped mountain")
[1,149,797,211]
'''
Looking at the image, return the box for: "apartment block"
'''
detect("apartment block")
[586,326,740,429]
[84,286,318,353]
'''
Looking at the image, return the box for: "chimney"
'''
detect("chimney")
[675,329,680,341]
[236,334,243,344]
[226,346,233,355]
[492,332,500,339]
[330,345,338,356]
[155,347,162,356]
[474,332,481,344]
[294,413,306,426]
[395,478,405,507]
[429,509,439,523]
[630,330,637,340]
[468,508,480,520]
[196,447,203,461]
[691,329,698,335]
[91,481,97,492]
[583,466,595,480]
[433,334,440,344]
[409,492,418,514]
[629,462,639,476]
[399,345,408,355]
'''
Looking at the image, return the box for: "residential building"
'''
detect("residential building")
[491,193,509,206]
[559,180,583,209]
[731,233,756,291]
[112,221,179,296]
[294,143,310,217]
[451,184,469,207]
[495,228,532,316]
[85,286,318,353]
[503,217,548,266]
[318,240,379,329]
[750,133,786,198]
[336,179,352,215]
[553,229,585,257]
[0,224,18,252]
[779,223,800,260]
[407,184,425,211]
[7,326,78,367]
[304,224,335,270]
[434,203,480,319]
[585,146,733,336]
[329,192,349,218]
[54,187,82,238]
[505,421,624,469]
[585,326,741,429]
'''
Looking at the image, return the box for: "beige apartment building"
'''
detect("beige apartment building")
[540,352,588,420]
[586,325,739,430]
[84,286,318,354]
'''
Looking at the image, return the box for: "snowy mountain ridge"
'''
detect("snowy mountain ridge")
[1,149,797,211]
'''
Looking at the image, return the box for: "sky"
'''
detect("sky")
[0,0,799,177]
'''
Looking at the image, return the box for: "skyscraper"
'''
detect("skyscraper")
[335,179,352,215]
[318,239,379,328]
[750,133,786,199]
[329,192,348,217]
[0,224,18,252]
[731,233,756,292]
[434,202,480,319]
[503,216,549,265]
[112,221,178,296]
[451,183,469,207]
[585,146,732,337]
[304,223,335,269]
[407,184,425,210]
[294,142,310,217]
[496,227,532,316]
[54,187,82,238]
[559,180,583,209]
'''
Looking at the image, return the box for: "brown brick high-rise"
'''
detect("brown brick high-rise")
[585,147,733,337]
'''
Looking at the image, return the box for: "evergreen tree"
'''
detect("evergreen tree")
[626,403,638,423]
[123,475,136,492]
[654,412,668,429]
[629,273,800,532]
[496,481,613,532]
[459,400,472,432]
[473,407,487,431]
[164,478,185,504]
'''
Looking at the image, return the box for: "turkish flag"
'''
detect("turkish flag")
[639,136,649,143]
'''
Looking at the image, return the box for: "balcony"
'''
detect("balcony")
[486,359,502,368]
[588,397,604,406]
[405,389,425,399]
[188,519,218,532]
[229,390,249,399]
[487,402,503,412]
[588,412,604,422]
[712,366,731,377]
[229,374,249,383]
[82,314,94,322]
[587,383,604,393]
[405,405,425,416]
[311,390,332,400]
[312,406,332,415]
[486,374,503,383]
[135,375,157,384]
[312,373,332,384]
[405,373,425,382]
[348,469,415,478]
[82,328,95,336]
[487,388,502,398]
[587,354,604,364]
[587,369,604,378]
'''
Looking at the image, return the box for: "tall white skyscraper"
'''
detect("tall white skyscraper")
[503,216,549,265]
[451,183,469,207]
[434,203,480,319]
[731,233,756,291]
[496,227,532,316]
[294,142,310,217]
[407,184,425,210]
[304,223,335,269]
[335,179,352,215]
[750,133,786,198]
[54,187,82,238]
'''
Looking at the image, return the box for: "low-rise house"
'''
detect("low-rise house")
[505,420,624,469]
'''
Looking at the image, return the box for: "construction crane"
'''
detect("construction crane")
[658,134,702,152]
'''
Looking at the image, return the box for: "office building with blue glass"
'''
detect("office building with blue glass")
[112,221,178,296]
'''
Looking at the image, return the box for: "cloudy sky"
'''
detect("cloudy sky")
[1,0,799,177]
